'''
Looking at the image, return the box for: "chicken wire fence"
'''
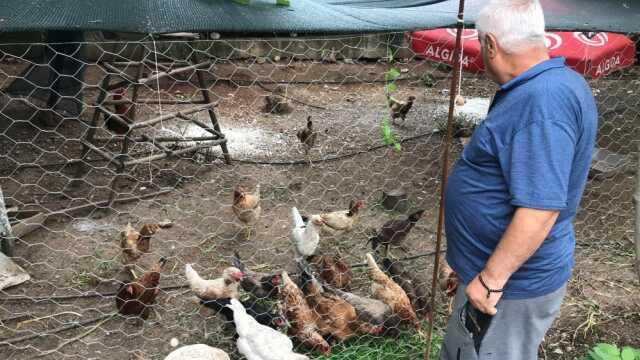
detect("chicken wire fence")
[0,31,636,360]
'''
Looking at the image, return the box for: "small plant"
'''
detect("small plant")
[380,67,402,152]
[421,72,436,88]
[585,343,640,360]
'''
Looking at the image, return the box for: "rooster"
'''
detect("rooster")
[365,253,420,330]
[232,185,261,240]
[185,264,244,301]
[388,95,416,124]
[115,257,167,319]
[120,222,171,278]
[231,252,281,299]
[291,207,324,258]
[280,271,331,355]
[296,116,316,159]
[227,298,310,360]
[368,209,426,257]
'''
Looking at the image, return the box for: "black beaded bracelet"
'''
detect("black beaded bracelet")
[478,273,504,299]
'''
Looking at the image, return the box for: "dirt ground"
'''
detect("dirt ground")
[0,57,638,360]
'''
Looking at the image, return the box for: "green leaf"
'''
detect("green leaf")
[393,142,402,152]
[592,344,621,360]
[621,347,636,360]
[232,0,251,4]
[385,68,401,82]
[276,0,290,5]
[385,83,397,94]
[381,118,393,145]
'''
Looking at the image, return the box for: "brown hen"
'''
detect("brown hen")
[365,253,420,330]
[115,257,167,319]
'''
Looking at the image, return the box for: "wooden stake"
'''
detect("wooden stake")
[635,141,640,283]
[424,0,466,358]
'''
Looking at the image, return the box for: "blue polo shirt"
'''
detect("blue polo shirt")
[444,57,597,299]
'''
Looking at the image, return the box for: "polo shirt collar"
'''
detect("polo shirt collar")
[500,56,566,91]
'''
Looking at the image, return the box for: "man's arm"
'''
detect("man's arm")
[465,207,559,315]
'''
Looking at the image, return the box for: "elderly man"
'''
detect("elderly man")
[440,0,597,359]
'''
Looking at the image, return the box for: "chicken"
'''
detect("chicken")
[231,252,281,299]
[120,221,172,278]
[227,298,310,360]
[296,116,316,158]
[309,200,365,236]
[185,264,244,301]
[200,298,285,336]
[388,95,416,124]
[279,271,331,355]
[115,257,167,319]
[291,207,324,258]
[307,255,353,291]
[382,258,429,315]
[299,264,382,343]
[323,284,402,337]
[105,87,131,134]
[368,209,426,257]
[164,344,230,360]
[365,253,420,330]
[439,257,459,297]
[264,85,292,114]
[233,185,261,240]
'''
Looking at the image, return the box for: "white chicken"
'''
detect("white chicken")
[164,344,230,360]
[290,207,324,258]
[227,298,309,360]
[185,264,244,301]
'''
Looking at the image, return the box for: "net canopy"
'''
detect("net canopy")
[0,0,638,35]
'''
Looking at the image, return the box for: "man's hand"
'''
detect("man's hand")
[465,272,505,315]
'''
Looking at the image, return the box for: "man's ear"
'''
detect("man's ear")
[485,33,498,59]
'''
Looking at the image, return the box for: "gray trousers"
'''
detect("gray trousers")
[439,283,566,360]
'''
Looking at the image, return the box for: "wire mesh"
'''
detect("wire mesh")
[0,30,637,360]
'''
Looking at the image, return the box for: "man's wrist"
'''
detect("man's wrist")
[480,267,510,289]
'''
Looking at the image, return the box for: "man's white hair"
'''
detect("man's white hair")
[476,0,546,53]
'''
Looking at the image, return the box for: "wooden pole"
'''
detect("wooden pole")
[635,142,640,283]
[424,0,466,358]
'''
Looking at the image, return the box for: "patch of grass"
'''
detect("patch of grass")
[317,328,443,360]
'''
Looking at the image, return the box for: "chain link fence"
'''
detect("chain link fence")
[0,31,637,359]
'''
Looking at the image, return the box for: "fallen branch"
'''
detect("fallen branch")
[34,313,116,357]
[16,312,82,330]
[0,312,114,346]
[0,284,188,302]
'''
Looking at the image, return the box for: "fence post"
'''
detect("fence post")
[0,186,14,257]
[635,142,640,283]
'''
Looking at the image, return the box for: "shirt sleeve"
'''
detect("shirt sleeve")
[499,119,577,210]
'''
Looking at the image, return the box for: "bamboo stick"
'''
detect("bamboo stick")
[130,103,216,129]
[123,143,223,166]
[137,62,212,85]
[102,98,207,105]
